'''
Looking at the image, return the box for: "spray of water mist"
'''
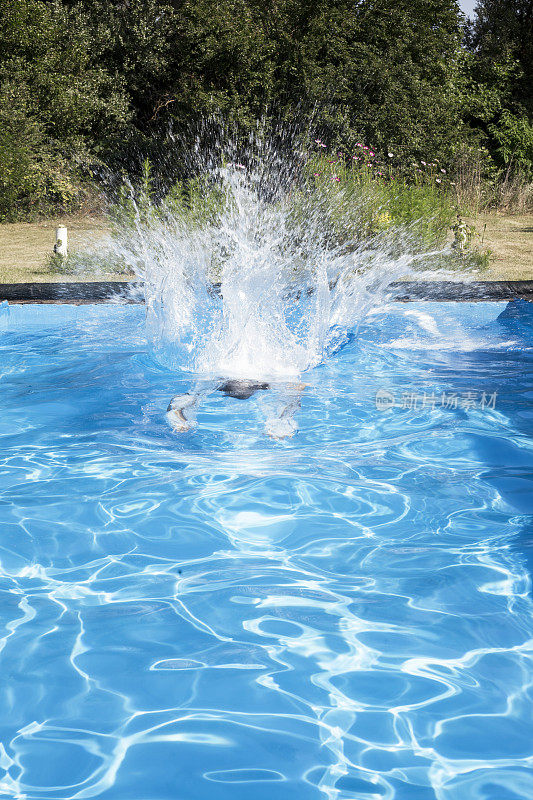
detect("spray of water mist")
[111,128,450,380]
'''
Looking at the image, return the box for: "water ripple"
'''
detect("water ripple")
[0,302,532,800]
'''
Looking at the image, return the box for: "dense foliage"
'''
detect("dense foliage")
[0,0,531,219]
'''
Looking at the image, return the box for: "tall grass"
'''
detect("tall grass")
[88,144,489,279]
[450,144,533,215]
[299,148,457,253]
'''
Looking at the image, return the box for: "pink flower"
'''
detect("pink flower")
[369,151,375,157]
[313,172,319,176]
[331,176,340,181]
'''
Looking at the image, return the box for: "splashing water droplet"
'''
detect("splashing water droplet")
[110,128,449,380]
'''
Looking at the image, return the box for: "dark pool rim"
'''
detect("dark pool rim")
[1,280,533,304]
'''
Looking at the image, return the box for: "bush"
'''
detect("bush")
[0,0,129,219]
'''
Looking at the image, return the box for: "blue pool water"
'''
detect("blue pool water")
[0,300,532,800]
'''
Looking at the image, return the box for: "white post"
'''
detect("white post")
[54,226,68,259]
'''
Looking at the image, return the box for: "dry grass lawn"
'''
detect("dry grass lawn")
[0,212,531,283]
[0,215,122,283]
[471,213,533,280]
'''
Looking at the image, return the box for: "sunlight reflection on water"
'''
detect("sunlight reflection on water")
[0,300,532,800]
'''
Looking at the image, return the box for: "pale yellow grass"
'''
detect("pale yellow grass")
[471,213,533,280]
[0,215,126,283]
[0,212,531,283]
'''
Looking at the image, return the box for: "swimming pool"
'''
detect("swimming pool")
[0,300,532,800]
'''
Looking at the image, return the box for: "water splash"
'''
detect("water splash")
[111,132,449,379]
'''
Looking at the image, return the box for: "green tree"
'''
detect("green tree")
[468,0,532,115]
[0,0,129,218]
[81,0,465,160]
[276,0,464,159]
[462,0,533,180]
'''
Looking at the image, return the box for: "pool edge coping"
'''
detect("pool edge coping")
[1,280,533,303]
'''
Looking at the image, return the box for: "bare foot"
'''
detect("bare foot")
[166,394,198,433]
[263,382,307,439]
[264,417,298,439]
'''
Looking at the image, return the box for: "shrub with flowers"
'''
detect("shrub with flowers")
[295,139,489,269]
[105,140,490,281]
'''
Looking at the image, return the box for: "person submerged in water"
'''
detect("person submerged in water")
[167,378,306,439]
